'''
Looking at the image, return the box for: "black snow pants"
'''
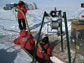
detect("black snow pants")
[18,18,26,30]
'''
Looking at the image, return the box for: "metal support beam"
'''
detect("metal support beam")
[59,11,64,52]
[63,12,71,63]
[32,11,46,63]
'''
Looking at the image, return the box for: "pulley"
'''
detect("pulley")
[50,11,56,17]
[51,20,60,29]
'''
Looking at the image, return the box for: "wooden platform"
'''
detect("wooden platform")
[69,19,84,37]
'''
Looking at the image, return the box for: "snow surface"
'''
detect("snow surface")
[0,3,82,63]
[0,7,73,35]
[50,56,64,63]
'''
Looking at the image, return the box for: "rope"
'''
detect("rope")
[32,12,46,63]
[15,8,31,33]
[12,8,18,22]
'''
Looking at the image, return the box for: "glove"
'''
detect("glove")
[15,8,18,12]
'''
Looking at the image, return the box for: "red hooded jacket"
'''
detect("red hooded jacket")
[15,1,27,19]
[14,30,35,51]
[37,41,51,63]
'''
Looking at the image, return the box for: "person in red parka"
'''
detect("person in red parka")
[36,36,52,63]
[14,30,35,55]
[15,0,27,31]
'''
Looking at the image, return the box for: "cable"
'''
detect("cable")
[12,8,18,21]
[76,9,84,19]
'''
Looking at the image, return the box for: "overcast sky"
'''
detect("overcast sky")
[0,0,84,8]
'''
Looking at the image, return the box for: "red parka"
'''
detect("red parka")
[15,1,27,19]
[37,41,51,63]
[14,30,35,51]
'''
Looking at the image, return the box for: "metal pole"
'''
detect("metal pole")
[59,11,64,52]
[32,11,46,63]
[63,12,71,63]
[60,19,64,52]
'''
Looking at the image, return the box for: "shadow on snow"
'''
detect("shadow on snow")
[0,49,19,63]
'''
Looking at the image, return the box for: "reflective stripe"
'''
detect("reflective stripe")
[24,37,31,48]
[22,37,27,42]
